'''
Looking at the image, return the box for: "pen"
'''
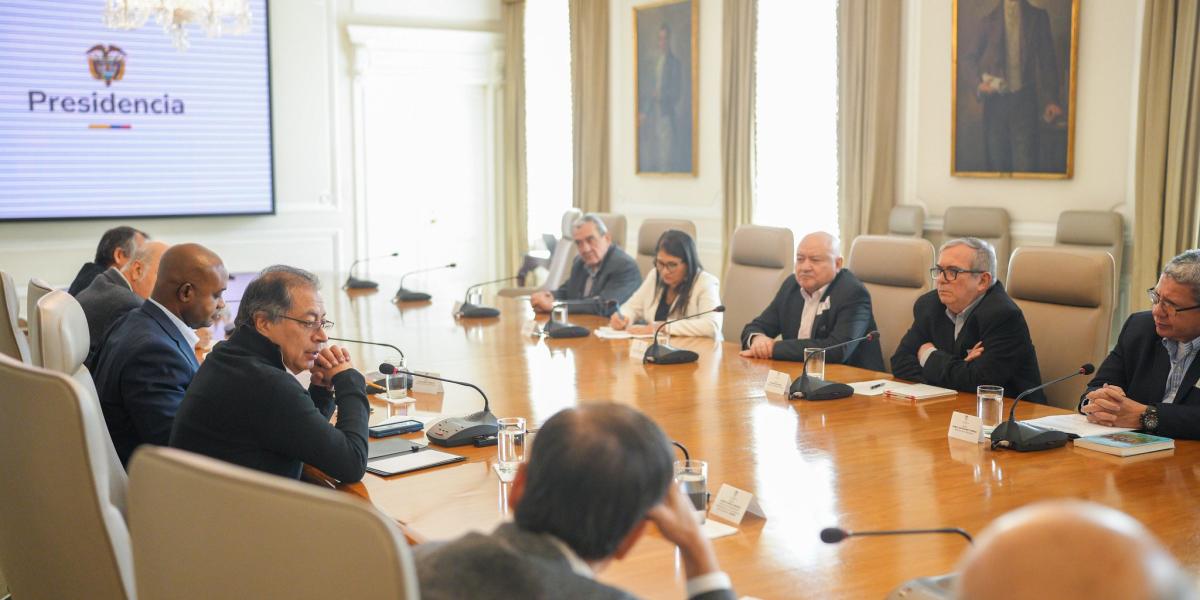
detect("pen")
[870,382,886,390]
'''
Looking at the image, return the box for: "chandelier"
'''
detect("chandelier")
[103,0,252,50]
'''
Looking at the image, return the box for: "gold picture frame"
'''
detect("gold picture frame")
[951,0,1080,178]
[633,0,698,176]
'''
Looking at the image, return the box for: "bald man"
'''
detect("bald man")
[739,231,884,369]
[956,500,1197,600]
[91,243,228,466]
[78,240,168,364]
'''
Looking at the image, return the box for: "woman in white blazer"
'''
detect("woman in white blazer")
[609,229,723,339]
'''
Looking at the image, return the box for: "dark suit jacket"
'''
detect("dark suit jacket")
[68,261,107,296]
[552,245,642,316]
[76,267,141,364]
[739,270,884,370]
[92,301,200,466]
[970,0,1060,104]
[414,522,734,600]
[1082,312,1200,440]
[891,283,1046,403]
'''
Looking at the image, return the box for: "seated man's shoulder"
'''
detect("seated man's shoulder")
[832,269,870,297]
[415,532,546,599]
[976,285,1025,320]
[913,288,942,312]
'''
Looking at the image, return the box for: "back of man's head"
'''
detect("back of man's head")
[514,403,674,561]
[956,500,1196,600]
[94,226,149,267]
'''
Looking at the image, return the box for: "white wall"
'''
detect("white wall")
[609,0,724,272]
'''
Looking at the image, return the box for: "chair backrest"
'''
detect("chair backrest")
[36,290,97,397]
[26,277,53,367]
[0,270,30,363]
[637,219,698,276]
[721,225,795,342]
[128,446,419,600]
[593,212,628,250]
[888,205,926,238]
[540,208,583,292]
[942,207,1012,281]
[847,235,936,370]
[1055,210,1124,278]
[1007,247,1115,409]
[0,353,133,600]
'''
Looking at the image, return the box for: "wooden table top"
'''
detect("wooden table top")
[326,288,1200,600]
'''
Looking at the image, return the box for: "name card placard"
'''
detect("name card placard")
[410,370,444,395]
[764,370,791,396]
[948,411,983,443]
[709,483,766,525]
[630,339,651,360]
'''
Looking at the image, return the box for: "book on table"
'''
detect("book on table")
[883,383,958,402]
[1073,431,1175,457]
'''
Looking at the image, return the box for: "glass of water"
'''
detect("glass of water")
[977,385,1004,437]
[673,459,708,523]
[382,354,408,416]
[467,290,483,307]
[804,348,826,381]
[551,303,568,324]
[497,417,526,481]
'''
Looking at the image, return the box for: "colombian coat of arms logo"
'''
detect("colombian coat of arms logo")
[87,44,126,87]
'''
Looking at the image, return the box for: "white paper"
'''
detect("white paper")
[595,326,655,340]
[701,519,739,539]
[492,463,518,483]
[409,370,444,395]
[764,370,791,396]
[948,411,983,443]
[709,483,765,525]
[367,448,462,475]
[1021,413,1136,437]
[630,339,651,359]
[848,379,903,396]
[451,300,463,317]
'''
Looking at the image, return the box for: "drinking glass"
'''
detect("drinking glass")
[551,303,568,324]
[977,385,1004,436]
[467,290,483,306]
[383,354,408,417]
[497,417,526,481]
[804,348,826,381]
[673,459,708,523]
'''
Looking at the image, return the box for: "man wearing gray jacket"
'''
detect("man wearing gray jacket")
[78,240,168,364]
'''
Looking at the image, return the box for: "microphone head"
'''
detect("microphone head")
[378,363,396,375]
[866,330,880,341]
[447,263,457,268]
[389,251,399,257]
[713,305,726,313]
[819,527,848,544]
[1080,363,1095,375]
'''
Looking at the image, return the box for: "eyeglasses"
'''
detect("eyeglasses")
[930,266,986,281]
[655,259,684,273]
[1147,288,1200,317]
[280,315,335,331]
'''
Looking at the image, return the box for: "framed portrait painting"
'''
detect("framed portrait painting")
[634,0,697,176]
[952,0,1079,178]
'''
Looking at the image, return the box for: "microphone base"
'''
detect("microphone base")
[790,376,854,400]
[990,420,1070,452]
[643,343,699,365]
[885,574,955,600]
[344,277,379,290]
[458,303,500,318]
[394,287,432,302]
[426,410,499,447]
[543,320,590,339]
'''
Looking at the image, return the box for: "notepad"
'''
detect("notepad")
[367,448,465,477]
[883,383,957,401]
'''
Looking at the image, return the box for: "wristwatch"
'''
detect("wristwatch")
[1140,405,1160,433]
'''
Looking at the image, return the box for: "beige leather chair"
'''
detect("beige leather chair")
[1007,247,1115,409]
[636,219,698,276]
[942,207,1011,281]
[888,205,926,238]
[0,270,30,363]
[721,225,795,342]
[593,212,628,250]
[846,235,936,370]
[0,353,134,600]
[1055,210,1124,280]
[499,208,582,297]
[128,446,419,600]
[25,278,52,367]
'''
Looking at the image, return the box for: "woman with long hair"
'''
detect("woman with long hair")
[609,229,722,339]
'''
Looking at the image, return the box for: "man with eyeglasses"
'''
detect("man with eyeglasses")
[530,214,641,317]
[1081,250,1200,439]
[738,231,884,369]
[891,237,1045,402]
[92,243,228,466]
[171,266,370,482]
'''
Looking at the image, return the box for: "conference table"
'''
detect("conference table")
[322,286,1200,599]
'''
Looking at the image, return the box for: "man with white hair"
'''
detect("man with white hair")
[1082,250,1200,439]
[530,214,641,317]
[891,237,1045,401]
[78,239,168,363]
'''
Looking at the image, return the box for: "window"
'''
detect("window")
[753,0,839,237]
[524,0,573,246]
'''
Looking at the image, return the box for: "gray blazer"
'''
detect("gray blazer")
[77,267,142,363]
[414,523,734,600]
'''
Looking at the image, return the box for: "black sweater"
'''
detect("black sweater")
[170,325,370,482]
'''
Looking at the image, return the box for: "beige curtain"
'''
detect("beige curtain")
[1133,0,1200,310]
[501,0,528,276]
[569,0,610,213]
[837,0,902,249]
[721,0,757,267]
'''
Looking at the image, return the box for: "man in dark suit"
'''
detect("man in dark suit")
[92,243,227,466]
[414,403,734,600]
[67,226,149,296]
[530,214,641,317]
[891,237,1045,402]
[1082,250,1200,439]
[739,231,884,370]
[78,240,167,364]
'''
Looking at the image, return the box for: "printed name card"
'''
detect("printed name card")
[521,320,540,337]
[630,339,651,360]
[948,411,983,443]
[764,370,791,396]
[451,301,463,317]
[709,483,766,525]
[410,370,444,395]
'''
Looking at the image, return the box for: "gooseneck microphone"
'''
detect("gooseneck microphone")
[990,363,1095,452]
[820,524,966,599]
[643,305,726,364]
[542,298,618,339]
[378,363,498,447]
[344,251,399,290]
[327,336,411,389]
[394,262,457,303]
[819,526,973,544]
[458,276,519,318]
[790,331,879,400]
